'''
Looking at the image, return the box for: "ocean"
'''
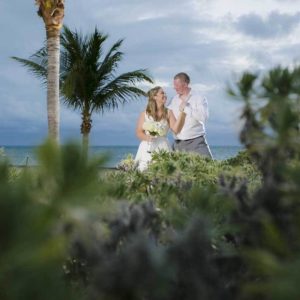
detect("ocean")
[1,145,244,168]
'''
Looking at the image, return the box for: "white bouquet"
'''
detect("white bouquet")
[143,120,168,153]
[142,120,168,137]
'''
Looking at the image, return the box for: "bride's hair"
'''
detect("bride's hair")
[146,86,168,121]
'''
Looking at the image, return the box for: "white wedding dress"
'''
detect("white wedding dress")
[135,114,171,171]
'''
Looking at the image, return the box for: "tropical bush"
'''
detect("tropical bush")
[112,149,260,210]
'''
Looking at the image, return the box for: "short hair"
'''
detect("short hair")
[174,72,190,84]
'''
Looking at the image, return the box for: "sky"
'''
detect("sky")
[1,0,300,146]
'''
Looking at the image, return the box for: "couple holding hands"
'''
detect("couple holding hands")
[135,72,213,171]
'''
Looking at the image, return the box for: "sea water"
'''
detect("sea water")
[1,145,243,167]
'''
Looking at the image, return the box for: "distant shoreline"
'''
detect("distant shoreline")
[1,144,242,147]
[2,145,244,168]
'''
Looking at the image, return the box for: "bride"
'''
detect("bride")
[135,86,186,171]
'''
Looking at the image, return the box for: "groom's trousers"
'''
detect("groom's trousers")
[173,135,213,159]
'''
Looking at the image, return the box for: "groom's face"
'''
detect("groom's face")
[173,78,187,95]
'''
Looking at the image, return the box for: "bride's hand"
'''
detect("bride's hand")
[179,102,186,112]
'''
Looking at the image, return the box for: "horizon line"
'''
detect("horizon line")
[1,144,243,147]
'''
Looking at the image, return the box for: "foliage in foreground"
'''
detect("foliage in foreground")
[1,64,300,300]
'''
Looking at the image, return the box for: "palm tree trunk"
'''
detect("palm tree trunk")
[47,31,60,143]
[82,132,89,158]
[35,0,65,143]
[81,111,92,157]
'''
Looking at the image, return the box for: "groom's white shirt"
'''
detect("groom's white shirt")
[168,89,209,140]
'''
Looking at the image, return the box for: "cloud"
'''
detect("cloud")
[275,43,300,61]
[235,11,300,39]
[70,0,207,25]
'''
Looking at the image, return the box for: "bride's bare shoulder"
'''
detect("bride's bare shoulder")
[140,111,147,117]
[137,111,146,121]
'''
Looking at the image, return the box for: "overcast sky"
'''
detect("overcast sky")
[1,0,300,146]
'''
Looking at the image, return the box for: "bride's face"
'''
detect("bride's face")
[154,89,167,107]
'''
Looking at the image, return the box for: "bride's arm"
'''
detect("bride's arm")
[168,109,186,134]
[136,112,152,142]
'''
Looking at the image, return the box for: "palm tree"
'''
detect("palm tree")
[12,26,153,153]
[34,0,65,143]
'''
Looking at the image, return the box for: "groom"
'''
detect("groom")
[168,72,213,159]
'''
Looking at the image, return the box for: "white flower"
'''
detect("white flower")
[143,121,157,134]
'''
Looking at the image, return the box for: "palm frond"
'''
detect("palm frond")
[61,26,85,64]
[96,40,124,84]
[85,28,108,71]
[100,39,123,69]
[61,93,83,111]
[61,64,87,103]
[92,85,146,113]
[11,56,47,84]
[100,70,153,91]
[96,51,123,85]
[91,70,153,112]
[30,46,48,65]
